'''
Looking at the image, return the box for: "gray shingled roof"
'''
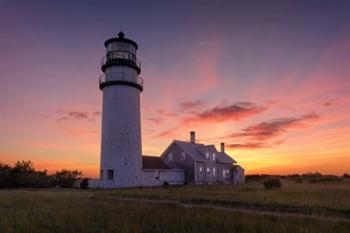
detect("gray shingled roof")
[232,164,244,171]
[217,152,236,164]
[173,140,236,164]
[173,140,206,161]
[142,155,170,170]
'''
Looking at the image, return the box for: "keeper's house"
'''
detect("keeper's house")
[140,131,245,186]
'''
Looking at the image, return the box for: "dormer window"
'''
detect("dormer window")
[205,152,210,160]
[168,153,173,161]
[212,153,216,161]
[181,152,186,160]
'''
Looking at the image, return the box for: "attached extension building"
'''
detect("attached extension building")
[91,32,244,188]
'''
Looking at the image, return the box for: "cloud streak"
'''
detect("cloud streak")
[154,102,266,138]
[226,112,319,150]
[183,102,266,124]
[57,110,101,122]
[178,100,207,112]
[147,117,163,124]
[229,112,319,141]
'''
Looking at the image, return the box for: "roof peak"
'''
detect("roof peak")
[174,139,204,145]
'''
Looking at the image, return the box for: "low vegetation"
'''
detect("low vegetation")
[263,177,282,189]
[245,172,349,183]
[106,179,350,220]
[0,161,82,188]
[0,189,349,233]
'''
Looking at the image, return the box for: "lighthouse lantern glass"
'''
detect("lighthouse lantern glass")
[107,42,136,55]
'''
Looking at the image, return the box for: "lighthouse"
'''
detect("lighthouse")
[99,31,143,188]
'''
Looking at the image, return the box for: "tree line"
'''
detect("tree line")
[246,172,350,183]
[0,161,83,188]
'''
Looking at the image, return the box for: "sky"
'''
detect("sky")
[1,0,350,177]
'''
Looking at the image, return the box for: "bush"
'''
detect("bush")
[0,163,12,188]
[52,170,82,188]
[80,178,89,189]
[264,178,282,189]
[163,181,169,188]
[0,161,83,189]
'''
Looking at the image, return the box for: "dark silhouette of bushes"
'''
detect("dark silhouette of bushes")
[52,169,82,188]
[0,161,82,189]
[162,181,169,188]
[246,172,345,184]
[80,178,89,189]
[264,178,282,189]
[301,172,341,183]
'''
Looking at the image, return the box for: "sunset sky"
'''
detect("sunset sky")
[1,0,350,177]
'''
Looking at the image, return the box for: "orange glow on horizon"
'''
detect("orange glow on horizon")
[1,2,350,178]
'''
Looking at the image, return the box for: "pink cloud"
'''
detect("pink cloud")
[153,102,266,138]
[183,102,266,124]
[226,112,319,149]
[178,100,207,112]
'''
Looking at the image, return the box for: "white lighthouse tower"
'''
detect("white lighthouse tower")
[99,31,143,188]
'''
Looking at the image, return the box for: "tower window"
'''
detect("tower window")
[181,152,186,160]
[107,169,114,180]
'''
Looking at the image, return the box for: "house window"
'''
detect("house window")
[213,167,216,176]
[212,153,216,161]
[107,169,114,180]
[199,167,204,176]
[181,152,186,160]
[205,152,210,160]
[100,169,103,179]
[206,167,210,176]
[223,169,230,177]
[223,169,229,177]
[168,153,173,161]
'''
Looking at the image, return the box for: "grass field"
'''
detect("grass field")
[0,180,349,233]
[109,180,350,210]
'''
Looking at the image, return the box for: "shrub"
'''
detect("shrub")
[52,170,82,188]
[0,161,83,189]
[80,178,89,189]
[295,177,303,183]
[163,181,169,188]
[0,163,12,188]
[264,178,282,189]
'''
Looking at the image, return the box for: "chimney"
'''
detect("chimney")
[220,142,225,153]
[190,131,195,143]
